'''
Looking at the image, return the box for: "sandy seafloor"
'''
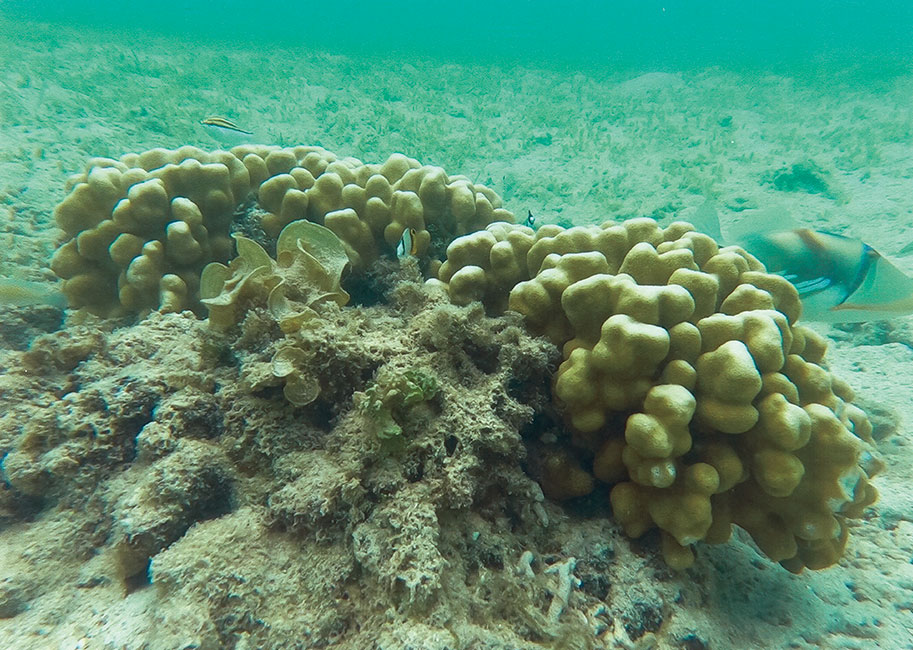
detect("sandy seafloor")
[1,12,912,650]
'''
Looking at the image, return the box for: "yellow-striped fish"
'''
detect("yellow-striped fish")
[199,116,253,146]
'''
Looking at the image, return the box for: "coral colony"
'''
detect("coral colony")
[0,145,883,646]
[46,145,880,572]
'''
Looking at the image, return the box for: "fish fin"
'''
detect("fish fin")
[727,205,799,243]
[824,293,913,322]
[831,298,913,319]
[687,199,723,242]
[835,253,913,309]
[792,276,833,295]
[806,252,913,322]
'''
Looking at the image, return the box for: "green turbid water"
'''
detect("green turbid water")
[0,2,911,649]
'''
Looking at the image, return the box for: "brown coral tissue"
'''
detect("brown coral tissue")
[435,217,882,572]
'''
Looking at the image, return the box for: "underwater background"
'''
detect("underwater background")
[1,1,913,648]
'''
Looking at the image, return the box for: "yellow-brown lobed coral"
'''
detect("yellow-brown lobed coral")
[48,143,882,573]
[431,217,883,572]
[50,145,512,317]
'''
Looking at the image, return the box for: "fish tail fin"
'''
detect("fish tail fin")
[687,199,723,243]
[834,252,913,313]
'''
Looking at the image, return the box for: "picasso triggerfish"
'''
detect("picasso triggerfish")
[691,202,913,323]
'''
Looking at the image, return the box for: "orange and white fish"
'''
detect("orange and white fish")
[199,116,254,146]
[691,203,913,323]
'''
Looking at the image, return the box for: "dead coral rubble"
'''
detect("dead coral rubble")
[0,265,578,647]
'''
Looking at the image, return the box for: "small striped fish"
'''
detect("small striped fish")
[199,116,253,146]
[396,227,418,259]
[0,278,67,309]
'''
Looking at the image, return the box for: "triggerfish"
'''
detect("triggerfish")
[690,202,913,323]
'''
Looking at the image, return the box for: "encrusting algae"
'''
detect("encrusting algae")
[0,144,887,648]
